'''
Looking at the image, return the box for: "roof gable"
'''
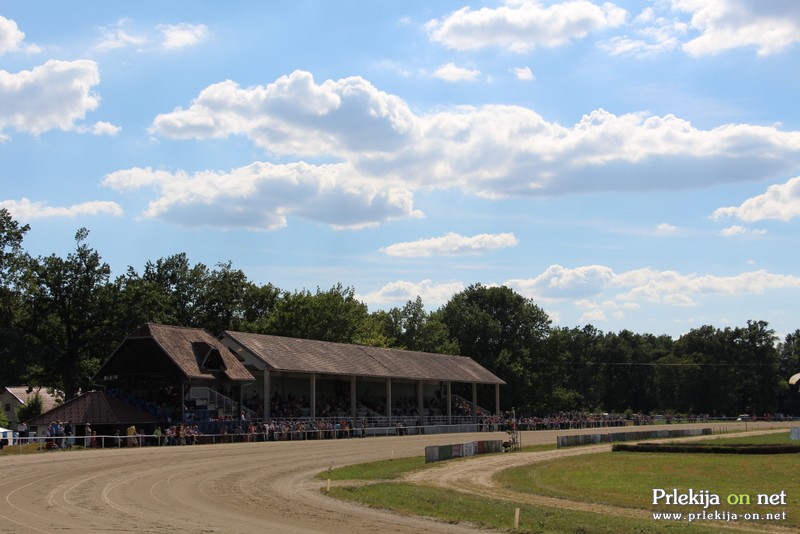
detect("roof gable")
[94,324,253,383]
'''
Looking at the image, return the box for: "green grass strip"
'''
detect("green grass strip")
[330,482,722,533]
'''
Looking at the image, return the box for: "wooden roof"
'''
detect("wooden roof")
[94,323,254,383]
[221,331,505,385]
[2,386,60,412]
[26,391,160,426]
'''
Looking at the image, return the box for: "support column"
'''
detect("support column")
[310,374,317,420]
[471,382,478,424]
[386,377,392,425]
[417,381,424,427]
[446,381,452,425]
[238,385,243,419]
[180,378,186,423]
[350,376,357,423]
[263,368,271,420]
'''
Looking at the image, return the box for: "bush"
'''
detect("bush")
[16,392,44,423]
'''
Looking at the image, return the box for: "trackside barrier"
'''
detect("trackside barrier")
[424,439,503,463]
[0,423,503,454]
[556,427,712,448]
[791,427,800,440]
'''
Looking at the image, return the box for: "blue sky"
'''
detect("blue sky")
[2,1,799,339]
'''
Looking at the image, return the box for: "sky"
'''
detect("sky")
[1,0,799,340]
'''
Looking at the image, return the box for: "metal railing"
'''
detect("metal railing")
[186,387,258,420]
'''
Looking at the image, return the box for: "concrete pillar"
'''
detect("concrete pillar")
[351,375,357,422]
[310,373,316,420]
[447,381,452,424]
[417,381,424,427]
[386,377,392,425]
[472,382,478,424]
[263,368,271,420]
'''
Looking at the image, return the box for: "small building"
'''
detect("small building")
[25,390,161,443]
[1,386,60,429]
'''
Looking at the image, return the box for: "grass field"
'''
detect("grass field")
[324,431,799,533]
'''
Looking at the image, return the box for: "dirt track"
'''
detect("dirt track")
[0,422,793,533]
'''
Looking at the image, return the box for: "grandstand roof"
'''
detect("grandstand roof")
[220,330,505,385]
[94,323,254,383]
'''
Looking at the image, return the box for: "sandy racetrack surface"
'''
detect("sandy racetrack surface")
[0,422,793,533]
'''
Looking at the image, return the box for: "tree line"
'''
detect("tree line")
[2,208,799,418]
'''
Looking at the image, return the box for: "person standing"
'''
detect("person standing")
[126,424,137,447]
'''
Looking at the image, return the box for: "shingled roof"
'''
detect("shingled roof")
[2,386,60,412]
[221,331,505,385]
[26,391,160,426]
[94,323,254,383]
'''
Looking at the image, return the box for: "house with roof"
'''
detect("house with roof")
[25,390,161,441]
[1,386,60,429]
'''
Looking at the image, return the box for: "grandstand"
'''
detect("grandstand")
[78,323,505,436]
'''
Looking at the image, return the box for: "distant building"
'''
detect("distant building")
[1,386,60,428]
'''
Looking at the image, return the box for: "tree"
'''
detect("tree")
[265,284,370,343]
[438,284,551,411]
[194,261,251,334]
[778,330,800,414]
[138,253,208,327]
[20,229,116,399]
[729,320,779,416]
[0,209,31,388]
[381,297,459,354]
[16,392,44,423]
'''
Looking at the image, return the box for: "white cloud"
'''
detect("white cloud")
[94,19,146,52]
[506,264,800,309]
[600,13,687,57]
[432,62,481,82]
[150,71,419,158]
[711,176,800,222]
[381,232,518,257]
[426,0,627,53]
[575,299,635,323]
[358,279,466,308]
[158,23,210,49]
[102,163,424,230]
[357,266,800,321]
[94,20,209,52]
[0,16,39,55]
[511,66,535,81]
[719,225,767,237]
[91,121,122,136]
[149,71,800,203]
[0,60,101,136]
[0,198,123,220]
[603,1,800,58]
[508,264,616,299]
[656,223,679,234]
[669,0,800,56]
